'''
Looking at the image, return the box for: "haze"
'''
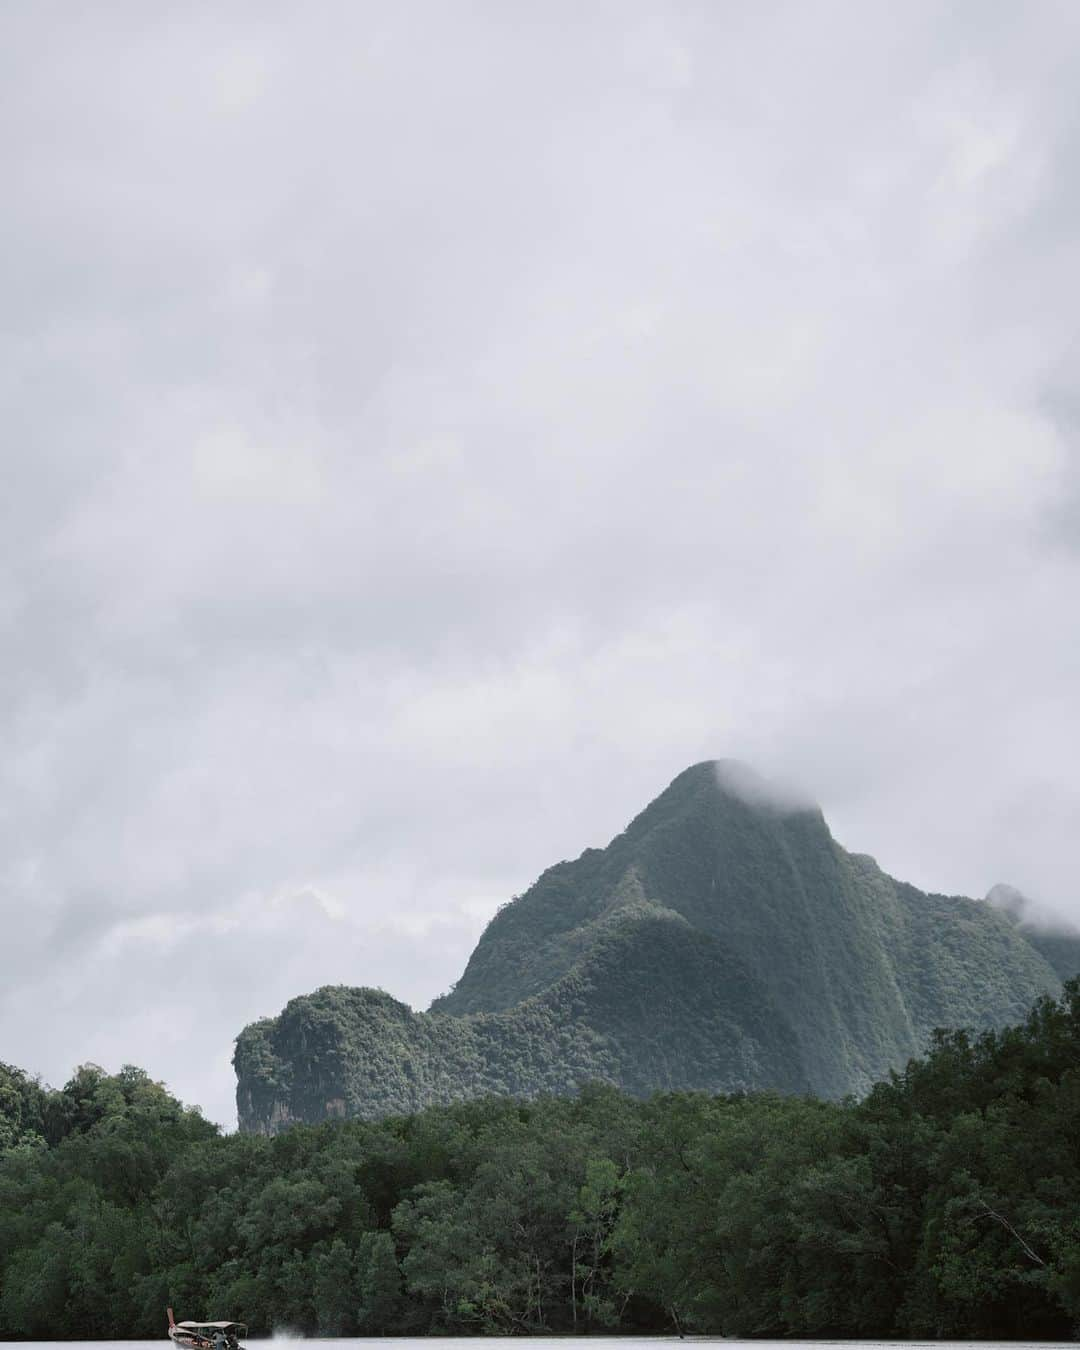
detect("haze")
[4,1,1079,1127]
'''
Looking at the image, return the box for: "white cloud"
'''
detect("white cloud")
[193,426,324,504]
[2,0,1080,1127]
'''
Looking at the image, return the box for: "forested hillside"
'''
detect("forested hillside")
[4,983,1080,1339]
[235,895,804,1129]
[236,761,1074,1130]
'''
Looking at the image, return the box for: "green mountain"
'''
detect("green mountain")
[235,761,1072,1132]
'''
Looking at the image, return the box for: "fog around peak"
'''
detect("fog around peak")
[986,883,1080,936]
[712,761,819,817]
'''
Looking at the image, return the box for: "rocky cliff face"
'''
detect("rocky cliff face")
[235,761,1071,1132]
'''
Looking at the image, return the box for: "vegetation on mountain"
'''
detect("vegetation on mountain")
[4,982,1080,1339]
[236,761,1071,1130]
[235,896,804,1128]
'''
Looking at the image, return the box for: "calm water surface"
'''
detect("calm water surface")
[9,1340,1075,1349]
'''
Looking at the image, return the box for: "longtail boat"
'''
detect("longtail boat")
[167,1308,246,1350]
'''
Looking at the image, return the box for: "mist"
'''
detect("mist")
[712,760,819,817]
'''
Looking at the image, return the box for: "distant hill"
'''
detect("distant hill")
[235,761,1074,1132]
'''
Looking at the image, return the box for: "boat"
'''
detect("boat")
[167,1308,246,1350]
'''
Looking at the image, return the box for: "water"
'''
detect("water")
[6,1340,1075,1349]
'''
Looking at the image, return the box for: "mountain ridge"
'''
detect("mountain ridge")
[235,760,1075,1132]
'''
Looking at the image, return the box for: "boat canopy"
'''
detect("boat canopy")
[176,1324,247,1333]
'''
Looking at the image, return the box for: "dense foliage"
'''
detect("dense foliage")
[237,762,1080,1131]
[0,1064,48,1152]
[6,982,1080,1339]
[235,895,803,1129]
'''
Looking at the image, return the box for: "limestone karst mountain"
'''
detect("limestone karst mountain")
[234,761,1074,1132]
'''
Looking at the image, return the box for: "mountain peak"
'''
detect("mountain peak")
[649,759,818,809]
[620,761,822,849]
[235,763,1069,1132]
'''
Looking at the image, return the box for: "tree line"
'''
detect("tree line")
[3,981,1080,1338]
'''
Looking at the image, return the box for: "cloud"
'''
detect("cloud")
[713,761,818,817]
[2,0,1080,1126]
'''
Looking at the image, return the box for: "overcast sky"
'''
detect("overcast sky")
[4,0,1080,1128]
